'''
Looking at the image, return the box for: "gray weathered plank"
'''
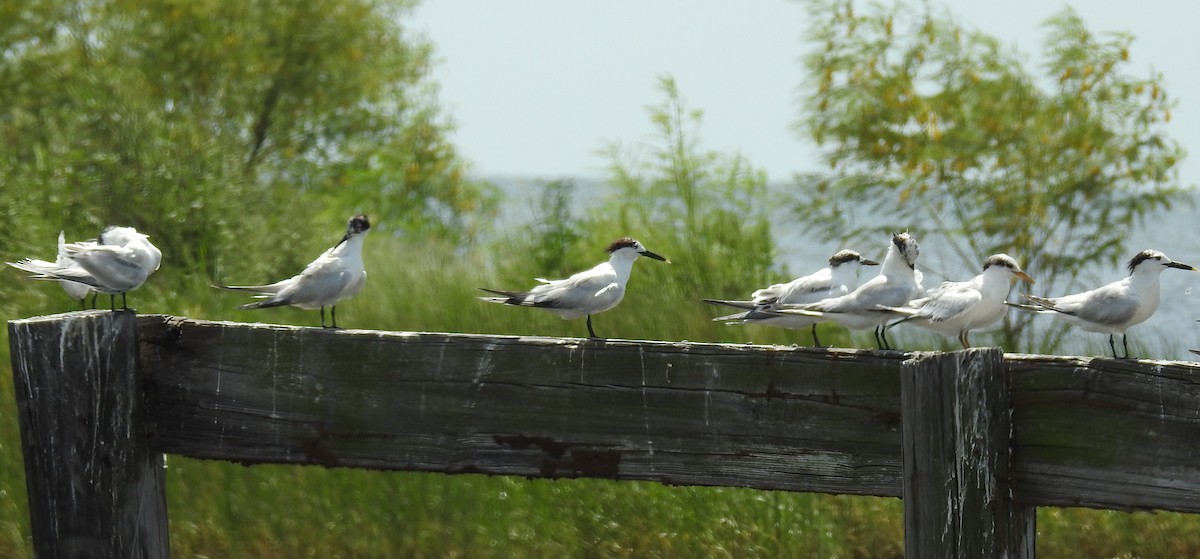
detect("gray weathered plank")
[901,348,1035,559]
[136,315,909,497]
[8,310,169,558]
[1009,354,1200,513]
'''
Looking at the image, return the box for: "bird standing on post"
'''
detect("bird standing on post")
[1008,249,1195,359]
[702,249,879,347]
[881,253,1034,349]
[214,214,370,328]
[479,237,669,338]
[8,226,161,310]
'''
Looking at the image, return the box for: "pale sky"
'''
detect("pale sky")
[408,1,1200,186]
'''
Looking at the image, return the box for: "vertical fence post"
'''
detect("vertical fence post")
[901,348,1034,558]
[8,311,169,558]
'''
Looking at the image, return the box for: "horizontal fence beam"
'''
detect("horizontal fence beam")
[7,312,1194,520]
[138,314,1200,511]
[1009,354,1200,512]
[138,315,908,498]
[13,313,1200,557]
[133,316,1200,514]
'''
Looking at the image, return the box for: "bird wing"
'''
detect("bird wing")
[253,252,364,309]
[912,283,982,323]
[806,275,912,313]
[1026,279,1140,328]
[750,268,833,304]
[62,243,153,291]
[748,282,787,304]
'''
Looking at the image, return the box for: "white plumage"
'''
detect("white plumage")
[772,232,922,349]
[883,253,1033,349]
[215,214,370,328]
[1010,249,1195,358]
[479,237,668,338]
[8,226,161,309]
[703,249,878,346]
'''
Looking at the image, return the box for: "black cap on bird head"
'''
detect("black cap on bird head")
[348,214,371,235]
[829,249,878,267]
[606,237,639,253]
[336,214,370,246]
[890,232,919,268]
[1126,249,1196,274]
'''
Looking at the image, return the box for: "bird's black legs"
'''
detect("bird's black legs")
[331,305,338,328]
[586,315,598,338]
[1106,334,1132,359]
[811,324,823,348]
[873,326,894,350]
[109,294,116,311]
[320,306,327,328]
[121,292,128,310]
[89,293,98,309]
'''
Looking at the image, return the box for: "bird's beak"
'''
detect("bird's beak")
[861,259,880,266]
[1014,271,1035,284]
[641,250,670,263]
[1168,261,1197,271]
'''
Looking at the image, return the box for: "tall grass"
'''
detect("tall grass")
[2,228,1200,557]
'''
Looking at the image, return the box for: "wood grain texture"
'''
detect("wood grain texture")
[9,310,168,558]
[136,315,909,497]
[1009,354,1200,513]
[901,348,1034,559]
[14,312,1200,559]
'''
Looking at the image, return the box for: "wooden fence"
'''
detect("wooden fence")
[8,310,1200,557]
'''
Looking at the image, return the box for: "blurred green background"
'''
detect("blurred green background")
[2,0,1198,557]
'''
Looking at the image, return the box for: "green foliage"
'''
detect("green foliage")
[0,0,496,281]
[795,0,1187,351]
[1,3,1198,557]
[595,76,776,301]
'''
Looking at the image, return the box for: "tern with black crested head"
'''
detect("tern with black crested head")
[1008,249,1195,358]
[215,214,370,328]
[479,237,669,338]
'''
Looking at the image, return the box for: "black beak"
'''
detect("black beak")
[1168,261,1197,271]
[861,259,880,266]
[640,250,669,263]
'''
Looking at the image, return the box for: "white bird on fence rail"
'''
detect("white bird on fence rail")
[702,249,879,347]
[880,253,1034,349]
[1007,249,1196,359]
[478,237,669,338]
[767,232,922,350]
[7,226,161,310]
[214,214,370,329]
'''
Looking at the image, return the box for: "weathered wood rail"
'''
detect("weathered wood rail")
[9,311,1200,557]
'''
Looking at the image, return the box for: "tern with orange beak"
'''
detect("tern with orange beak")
[881,253,1034,349]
